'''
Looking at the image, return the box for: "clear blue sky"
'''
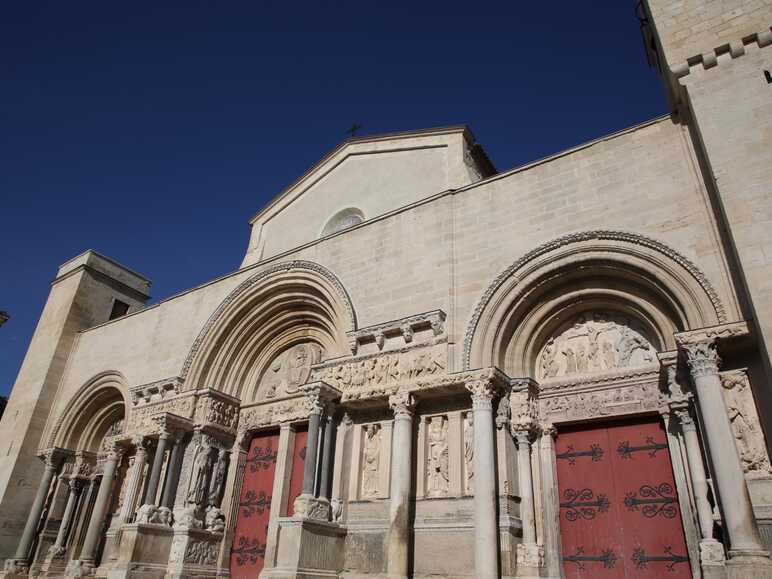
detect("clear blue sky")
[0,1,667,396]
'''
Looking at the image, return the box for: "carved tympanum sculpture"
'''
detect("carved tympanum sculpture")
[538,312,656,380]
[259,343,321,400]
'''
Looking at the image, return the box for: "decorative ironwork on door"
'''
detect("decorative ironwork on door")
[555,417,693,578]
[230,431,279,579]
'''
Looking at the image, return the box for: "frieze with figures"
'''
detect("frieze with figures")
[541,382,664,422]
[126,395,195,434]
[310,344,446,400]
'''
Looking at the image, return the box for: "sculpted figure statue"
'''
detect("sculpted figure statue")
[427,417,449,496]
[207,449,228,507]
[464,413,474,493]
[362,424,380,497]
[188,443,213,506]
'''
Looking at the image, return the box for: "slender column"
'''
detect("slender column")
[387,392,415,579]
[319,415,336,501]
[682,340,766,555]
[514,429,536,544]
[466,381,499,579]
[302,411,323,496]
[674,408,714,540]
[79,447,122,564]
[119,437,147,522]
[143,431,170,507]
[161,435,185,509]
[50,478,83,556]
[10,450,63,565]
[538,424,562,579]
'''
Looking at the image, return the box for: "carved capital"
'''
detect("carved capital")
[540,422,557,438]
[681,340,720,379]
[42,447,66,471]
[673,408,697,432]
[299,381,341,417]
[466,379,496,410]
[513,428,532,446]
[389,391,415,419]
[132,435,148,453]
[68,478,84,493]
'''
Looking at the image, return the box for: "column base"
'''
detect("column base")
[260,517,345,579]
[726,550,772,579]
[515,543,543,577]
[291,495,331,522]
[1,559,30,579]
[64,559,97,578]
[701,539,727,565]
[165,526,223,579]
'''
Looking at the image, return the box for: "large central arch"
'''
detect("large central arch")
[462,230,726,375]
[181,260,357,400]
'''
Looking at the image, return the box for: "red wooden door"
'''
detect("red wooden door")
[285,427,307,516]
[555,417,692,578]
[230,431,280,578]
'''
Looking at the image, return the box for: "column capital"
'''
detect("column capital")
[132,435,149,452]
[539,422,557,438]
[513,427,532,446]
[673,408,697,432]
[389,391,415,419]
[681,340,721,378]
[466,380,496,410]
[42,447,66,471]
[67,477,84,493]
[300,380,341,416]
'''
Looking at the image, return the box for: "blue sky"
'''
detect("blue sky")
[0,1,667,396]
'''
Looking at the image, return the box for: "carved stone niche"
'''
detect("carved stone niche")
[256,342,321,401]
[720,369,772,478]
[537,311,658,381]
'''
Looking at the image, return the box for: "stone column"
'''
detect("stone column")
[143,431,170,508]
[466,380,498,579]
[303,410,322,497]
[75,447,123,568]
[387,391,415,579]
[681,339,767,557]
[319,415,337,501]
[3,450,63,573]
[674,406,729,570]
[161,435,185,510]
[118,437,147,523]
[515,429,536,544]
[50,478,83,557]
[538,423,562,579]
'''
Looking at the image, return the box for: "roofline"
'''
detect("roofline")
[247,124,473,225]
[58,249,152,285]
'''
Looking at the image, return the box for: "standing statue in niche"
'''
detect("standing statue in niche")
[207,449,228,508]
[722,373,771,476]
[427,416,449,497]
[362,424,381,498]
[538,311,656,380]
[464,413,474,494]
[187,442,213,506]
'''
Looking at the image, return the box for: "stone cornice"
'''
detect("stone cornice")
[346,309,446,354]
[674,321,750,346]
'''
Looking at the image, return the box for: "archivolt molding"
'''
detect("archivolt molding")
[462,230,727,371]
[45,371,130,452]
[180,260,357,396]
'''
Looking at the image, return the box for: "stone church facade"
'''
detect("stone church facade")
[1,2,772,578]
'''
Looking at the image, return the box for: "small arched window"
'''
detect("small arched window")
[322,208,365,237]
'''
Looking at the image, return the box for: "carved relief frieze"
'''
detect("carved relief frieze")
[540,379,665,423]
[236,395,313,438]
[538,312,657,381]
[311,344,447,401]
[194,389,240,435]
[720,369,771,478]
[126,393,196,435]
[347,309,446,354]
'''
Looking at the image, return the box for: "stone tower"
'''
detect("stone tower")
[0,252,150,562]
[641,0,772,382]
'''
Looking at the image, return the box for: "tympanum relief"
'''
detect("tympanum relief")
[258,343,321,400]
[721,370,772,477]
[539,312,656,380]
[361,424,381,498]
[426,416,450,497]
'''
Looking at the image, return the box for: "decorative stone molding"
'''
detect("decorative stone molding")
[311,343,446,402]
[346,309,446,354]
[675,321,750,347]
[299,381,342,416]
[127,393,196,435]
[462,230,727,370]
[179,260,358,382]
[129,378,182,406]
